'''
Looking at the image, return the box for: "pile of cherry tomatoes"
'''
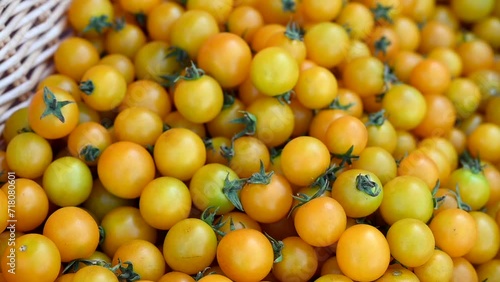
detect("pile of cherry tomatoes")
[0,0,500,281]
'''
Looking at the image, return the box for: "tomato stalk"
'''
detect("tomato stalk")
[201,206,227,237]
[355,174,382,197]
[264,232,284,263]
[62,258,141,282]
[40,87,75,123]
[223,161,274,212]
[328,97,354,111]
[270,147,283,165]
[332,145,359,166]
[454,184,472,212]
[222,91,236,110]
[176,61,205,81]
[370,3,395,24]
[288,164,343,217]
[83,15,112,34]
[431,180,447,210]
[275,91,293,105]
[112,17,126,32]
[284,21,304,41]
[459,150,485,174]
[229,111,257,140]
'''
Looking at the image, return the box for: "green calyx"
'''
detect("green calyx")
[459,150,484,174]
[371,3,394,24]
[355,174,381,197]
[374,35,391,57]
[366,109,387,127]
[284,21,304,41]
[112,17,126,32]
[79,80,95,95]
[83,15,113,34]
[79,145,101,163]
[264,232,284,263]
[201,206,227,237]
[333,145,359,166]
[230,111,257,140]
[328,97,354,111]
[40,87,74,123]
[222,91,236,110]
[282,0,296,12]
[221,173,247,212]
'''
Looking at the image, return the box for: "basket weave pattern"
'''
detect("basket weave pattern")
[0,0,72,132]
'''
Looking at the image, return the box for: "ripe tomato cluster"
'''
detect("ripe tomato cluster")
[1,0,500,281]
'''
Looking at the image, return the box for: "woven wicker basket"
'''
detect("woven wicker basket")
[0,0,73,134]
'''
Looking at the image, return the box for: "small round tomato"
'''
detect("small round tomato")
[119,80,172,118]
[467,123,500,164]
[154,128,206,181]
[294,65,338,110]
[189,163,239,215]
[352,146,397,185]
[147,2,185,42]
[364,111,398,154]
[100,206,157,258]
[118,0,160,14]
[67,121,112,166]
[217,228,274,282]
[255,0,295,25]
[324,115,368,157]
[451,257,478,282]
[98,53,135,83]
[37,74,82,102]
[6,132,52,179]
[226,5,264,43]
[413,249,454,282]
[114,107,163,147]
[308,109,347,143]
[112,239,165,281]
[272,236,318,281]
[429,208,477,258]
[28,87,79,140]
[250,24,286,52]
[444,78,481,119]
[0,178,48,232]
[164,111,207,139]
[379,175,434,225]
[43,156,93,207]
[197,274,232,282]
[451,0,495,23]
[386,218,435,268]
[68,0,114,36]
[205,136,231,165]
[413,94,456,140]
[174,68,224,124]
[289,95,314,137]
[206,96,246,140]
[332,169,384,218]
[79,65,127,112]
[265,22,306,65]
[98,141,156,199]
[457,39,495,76]
[140,177,191,230]
[105,22,146,59]
[335,2,374,41]
[72,265,118,282]
[418,137,459,172]
[409,59,451,95]
[389,50,423,83]
[0,234,61,282]
[164,218,217,275]
[223,136,270,179]
[240,172,293,223]
[82,179,136,223]
[463,211,500,264]
[382,84,427,131]
[54,37,100,81]
[170,10,220,59]
[398,149,440,190]
[366,25,400,62]
[246,96,295,148]
[134,41,182,85]
[77,102,101,124]
[446,166,490,211]
[342,56,385,98]
[43,207,99,262]
[294,197,347,247]
[280,136,331,187]
[336,224,391,282]
[250,46,299,96]
[2,107,30,145]
[476,259,500,282]
[157,272,195,282]
[198,32,252,89]
[304,22,350,69]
